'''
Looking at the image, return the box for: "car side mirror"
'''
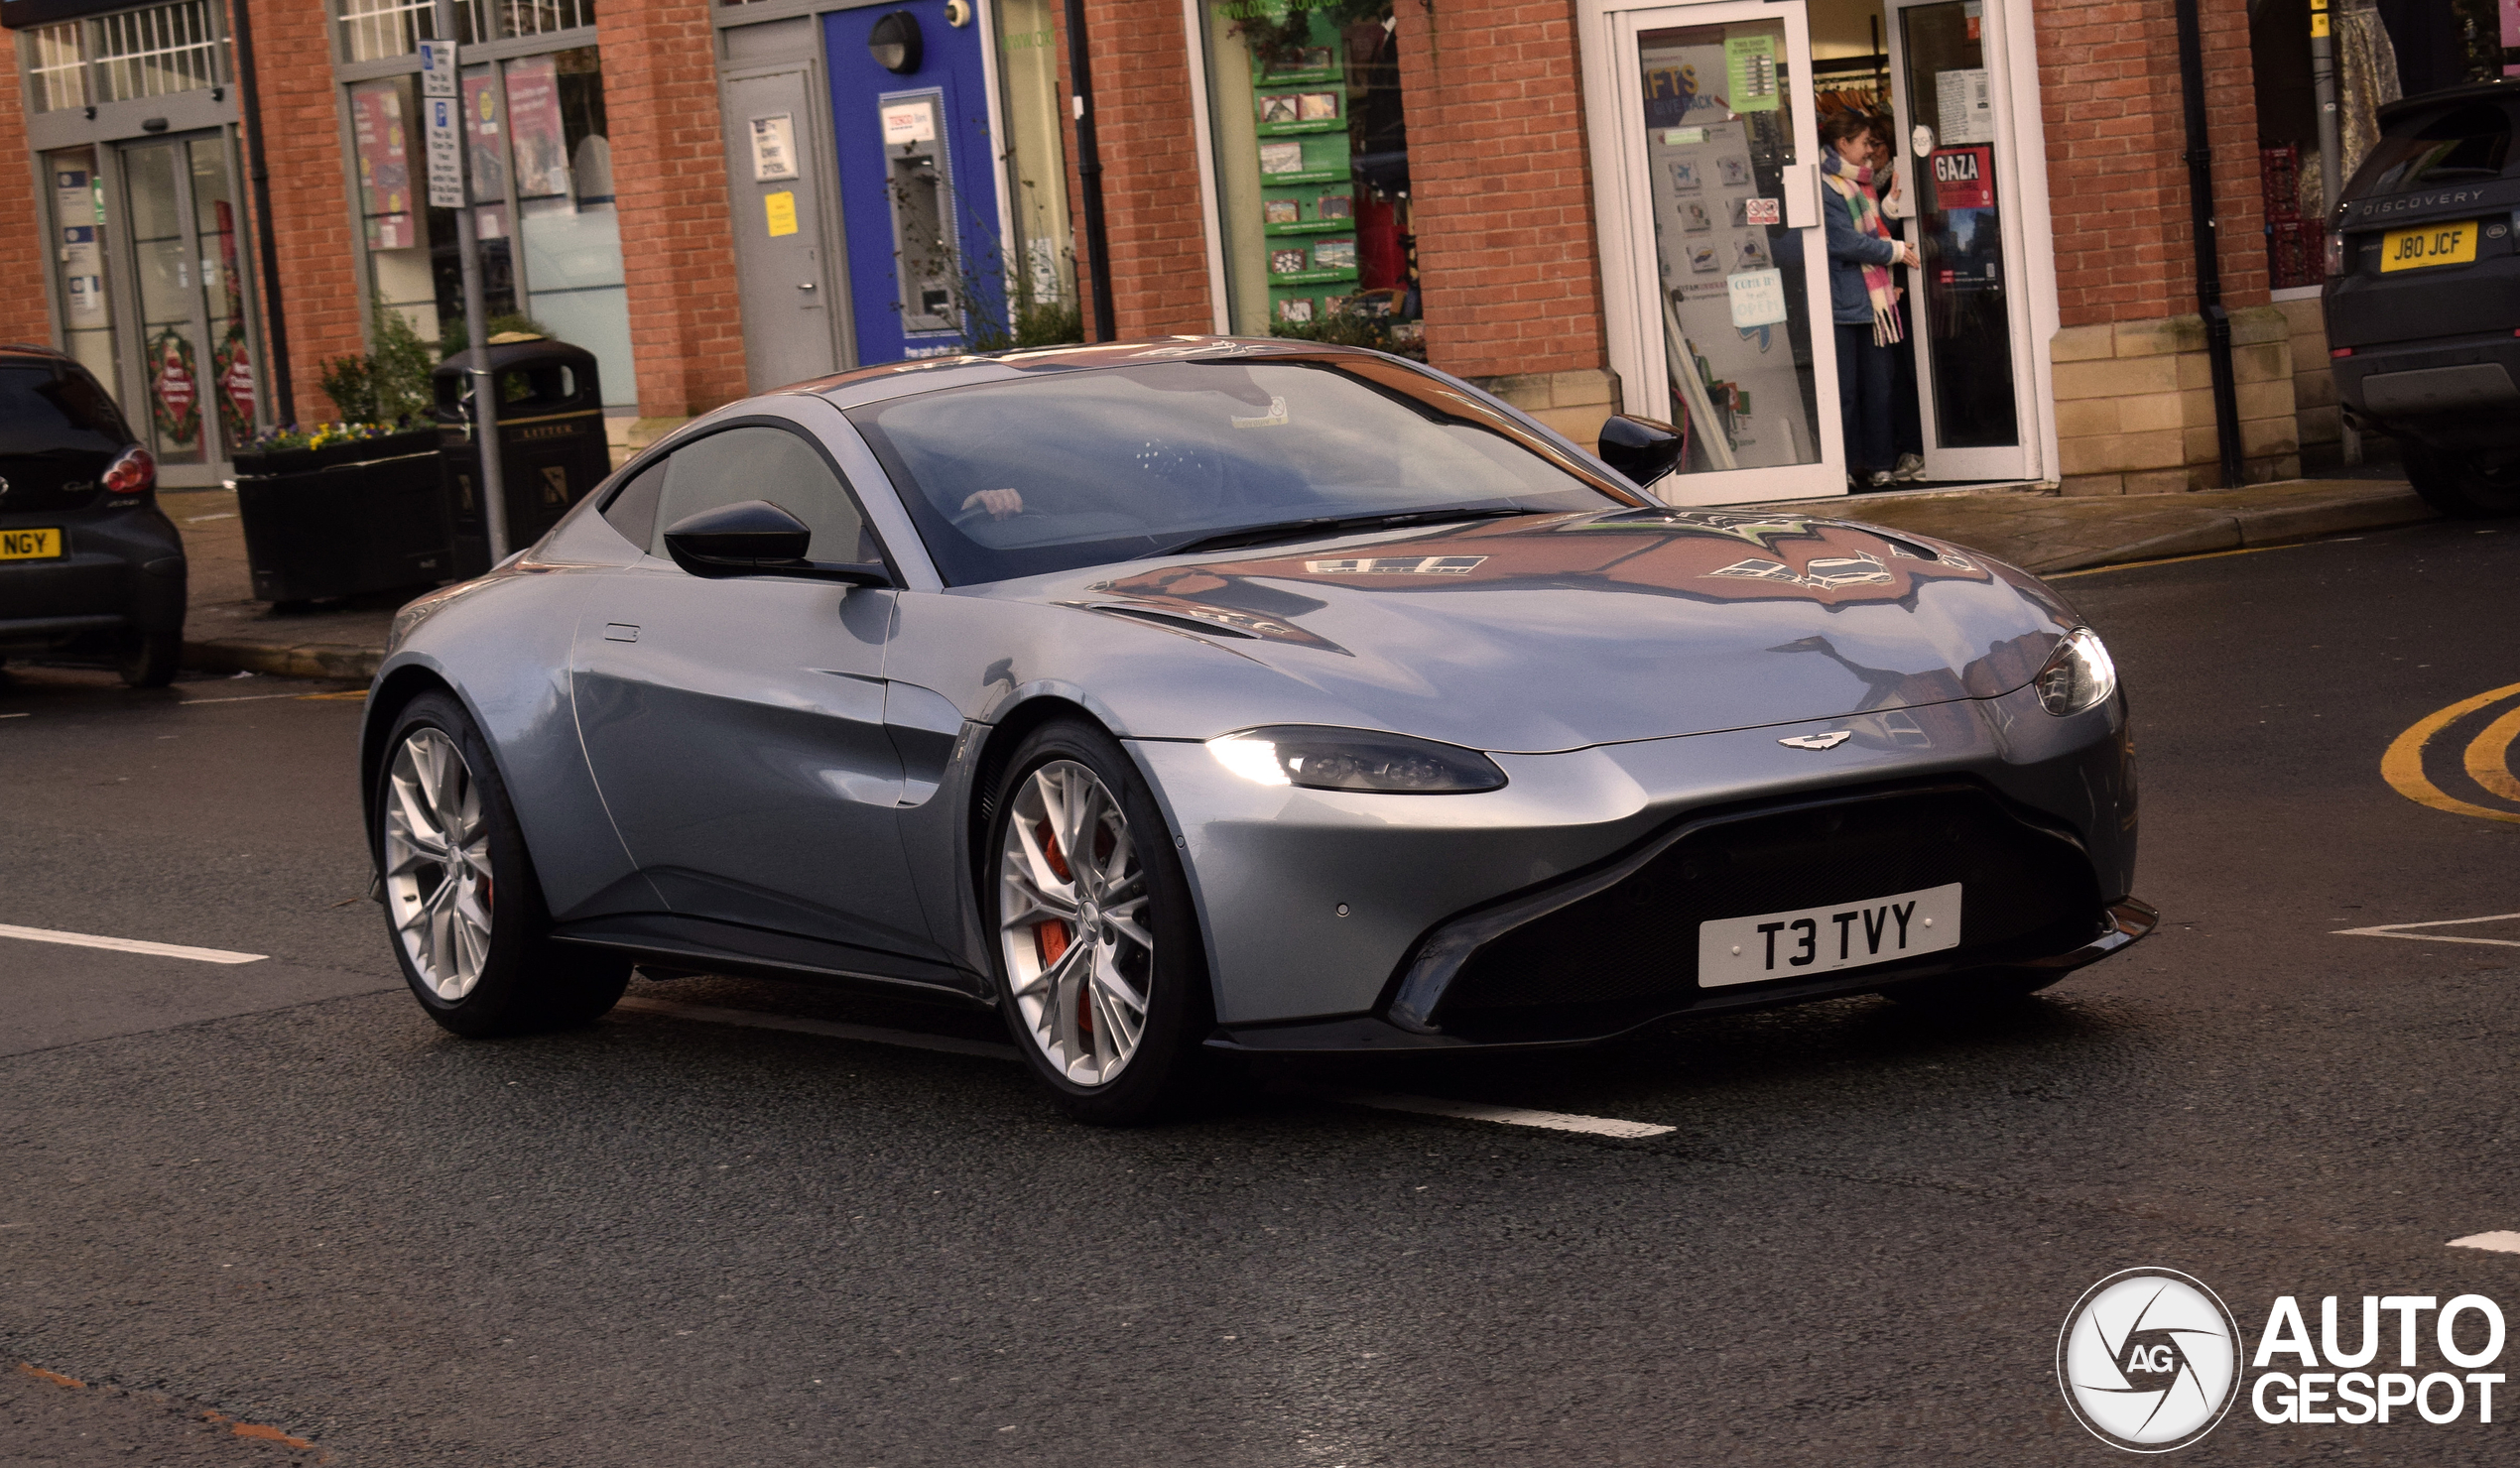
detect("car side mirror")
[661,499,892,587]
[1597,414,1685,489]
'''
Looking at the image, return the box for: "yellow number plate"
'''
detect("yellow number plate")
[0,528,63,560]
[2381,220,2478,273]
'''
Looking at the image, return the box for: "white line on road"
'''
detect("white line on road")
[0,923,266,964]
[2333,912,2520,949]
[2450,1231,2520,1254]
[618,998,1680,1138]
[612,996,1022,1060]
[1330,1091,1675,1139]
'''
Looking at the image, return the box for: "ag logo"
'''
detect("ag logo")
[2058,1269,2242,1452]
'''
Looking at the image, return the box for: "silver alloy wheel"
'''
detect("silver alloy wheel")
[381,726,494,1000]
[997,759,1154,1085]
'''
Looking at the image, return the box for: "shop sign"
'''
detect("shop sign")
[1931,146,1994,209]
[1726,267,1788,329]
[1723,35,1779,114]
[881,99,937,147]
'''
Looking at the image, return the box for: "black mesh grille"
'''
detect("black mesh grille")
[1437,788,2098,1025]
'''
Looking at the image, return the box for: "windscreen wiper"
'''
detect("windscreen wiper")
[1148,505,1536,558]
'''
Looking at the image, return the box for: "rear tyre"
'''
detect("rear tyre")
[983,717,1214,1125]
[376,690,629,1037]
[1884,967,2065,1011]
[2404,440,2520,518]
[116,629,180,688]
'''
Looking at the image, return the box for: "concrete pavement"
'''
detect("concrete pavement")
[163,475,2437,682]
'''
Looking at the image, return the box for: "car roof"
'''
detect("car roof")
[2378,78,2520,130]
[786,336,1400,411]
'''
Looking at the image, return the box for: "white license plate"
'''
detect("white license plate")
[1697,882,1962,988]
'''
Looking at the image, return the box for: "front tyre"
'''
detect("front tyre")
[116,628,180,688]
[985,719,1212,1124]
[377,690,628,1037]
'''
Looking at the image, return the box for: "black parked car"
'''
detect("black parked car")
[2326,80,2520,517]
[0,343,185,685]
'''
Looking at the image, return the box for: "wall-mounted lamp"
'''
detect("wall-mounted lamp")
[868,11,923,73]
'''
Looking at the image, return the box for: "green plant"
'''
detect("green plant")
[887,169,1083,354]
[318,299,437,426]
[439,310,552,356]
[1269,306,1425,359]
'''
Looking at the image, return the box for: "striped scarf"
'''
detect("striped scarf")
[1822,157,1905,347]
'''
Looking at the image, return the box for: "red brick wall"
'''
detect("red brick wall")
[598,1,748,417]
[2032,0,2267,326]
[1395,0,1605,379]
[1053,0,1214,336]
[0,53,46,348]
[238,0,365,426]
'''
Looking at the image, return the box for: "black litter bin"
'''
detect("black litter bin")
[232,428,453,605]
[434,339,610,577]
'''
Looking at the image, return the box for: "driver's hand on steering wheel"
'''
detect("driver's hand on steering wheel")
[960,488,1025,521]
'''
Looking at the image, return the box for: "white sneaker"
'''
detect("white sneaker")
[1864,470,1895,489]
[1893,453,1926,482]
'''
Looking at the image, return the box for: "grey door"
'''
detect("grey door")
[569,420,939,968]
[722,64,847,390]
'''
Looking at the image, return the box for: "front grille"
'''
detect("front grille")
[1434,788,2098,1028]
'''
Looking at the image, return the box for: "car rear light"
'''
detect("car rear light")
[102,444,155,495]
[2331,346,2353,359]
[2323,231,2345,277]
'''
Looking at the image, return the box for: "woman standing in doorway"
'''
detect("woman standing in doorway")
[1870,117,1927,482]
[1821,110,1918,489]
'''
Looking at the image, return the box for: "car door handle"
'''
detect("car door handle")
[602,623,640,643]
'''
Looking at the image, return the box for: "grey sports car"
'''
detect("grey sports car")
[361,337,2150,1122]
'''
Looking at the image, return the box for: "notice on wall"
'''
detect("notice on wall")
[750,114,798,182]
[419,40,457,97]
[1727,267,1788,329]
[504,55,568,201]
[1936,68,1993,145]
[424,94,465,211]
[1724,35,1779,114]
[764,190,799,238]
[880,99,937,147]
[54,169,104,325]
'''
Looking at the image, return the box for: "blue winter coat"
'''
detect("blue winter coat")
[1822,154,1898,326]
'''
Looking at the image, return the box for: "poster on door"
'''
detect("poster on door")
[463,71,508,206]
[1930,146,1993,209]
[504,56,568,202]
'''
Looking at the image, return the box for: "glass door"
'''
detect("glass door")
[1885,0,2037,481]
[1609,1,1841,503]
[117,131,261,471]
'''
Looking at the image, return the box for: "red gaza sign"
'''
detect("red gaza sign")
[1931,147,1994,209]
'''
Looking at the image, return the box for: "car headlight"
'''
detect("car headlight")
[1205,725,1508,794]
[2035,627,2118,716]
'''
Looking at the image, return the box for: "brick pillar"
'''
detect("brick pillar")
[1053,0,1213,337]
[2032,0,2288,491]
[239,0,365,426]
[0,57,46,347]
[1392,0,1615,443]
[598,1,748,421]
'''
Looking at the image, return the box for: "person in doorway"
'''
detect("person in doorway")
[1821,110,1918,490]
[1869,117,1927,482]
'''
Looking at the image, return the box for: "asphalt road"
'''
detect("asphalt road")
[5,519,2520,1466]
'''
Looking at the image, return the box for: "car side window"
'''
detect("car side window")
[620,425,879,567]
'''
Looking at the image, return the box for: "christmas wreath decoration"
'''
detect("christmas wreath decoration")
[149,326,201,445]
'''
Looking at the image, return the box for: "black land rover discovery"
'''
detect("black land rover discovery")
[0,343,186,685]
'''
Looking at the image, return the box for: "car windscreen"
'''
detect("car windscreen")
[2348,101,2516,198]
[0,363,130,457]
[846,358,1629,584]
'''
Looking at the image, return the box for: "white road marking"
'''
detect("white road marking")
[0,712,26,719]
[1331,1091,1675,1139]
[0,923,266,965]
[615,998,1678,1138]
[613,996,1022,1060]
[2450,1231,2520,1254]
[2333,912,2520,949]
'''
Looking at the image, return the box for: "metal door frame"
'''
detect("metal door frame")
[720,56,857,382]
[105,126,263,483]
[1585,0,1848,505]
[1882,0,2044,483]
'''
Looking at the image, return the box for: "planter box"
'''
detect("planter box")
[235,440,455,605]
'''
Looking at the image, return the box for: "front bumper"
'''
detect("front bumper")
[1133,677,2138,1046]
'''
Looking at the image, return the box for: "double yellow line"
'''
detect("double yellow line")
[2383,681,2520,824]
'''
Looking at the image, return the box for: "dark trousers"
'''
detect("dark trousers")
[1889,293,1924,459]
[1834,322,1895,476]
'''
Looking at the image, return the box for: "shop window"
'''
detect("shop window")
[993,0,1079,338]
[335,0,581,62]
[1197,0,1422,357]
[93,1,227,103]
[25,23,89,113]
